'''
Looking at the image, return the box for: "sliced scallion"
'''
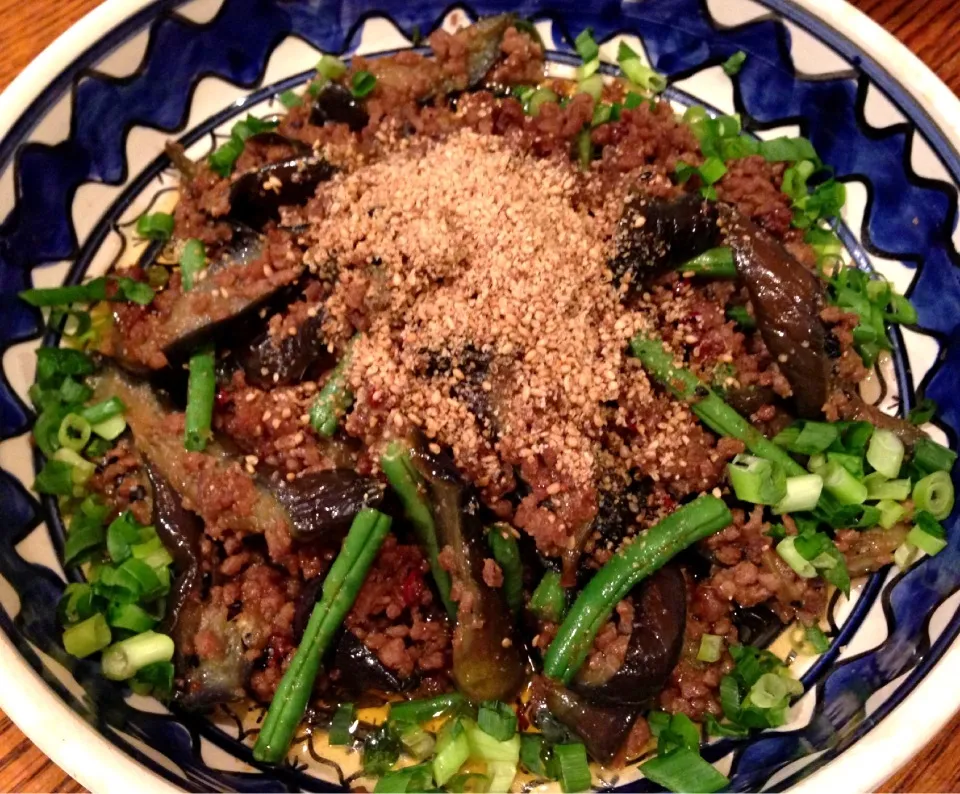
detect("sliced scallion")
[617,41,666,93]
[101,631,174,680]
[433,719,470,787]
[863,473,911,501]
[640,747,728,794]
[477,701,518,741]
[577,72,604,101]
[906,511,948,557]
[553,743,591,793]
[329,702,356,745]
[912,437,957,475]
[866,428,904,479]
[135,212,174,241]
[894,541,917,570]
[57,413,91,452]
[776,536,817,578]
[727,454,787,505]
[821,460,868,505]
[317,54,347,80]
[877,499,907,529]
[697,633,723,663]
[772,473,823,514]
[62,613,112,658]
[912,470,955,519]
[92,414,127,441]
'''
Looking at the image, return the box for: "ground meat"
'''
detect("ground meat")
[487,26,545,85]
[716,155,794,237]
[482,558,504,588]
[821,305,869,386]
[346,536,451,678]
[577,599,634,686]
[87,439,152,525]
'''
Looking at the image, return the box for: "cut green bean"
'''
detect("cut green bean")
[254,508,392,763]
[184,344,215,452]
[630,334,806,476]
[380,441,455,617]
[487,524,523,613]
[389,692,466,725]
[675,247,737,278]
[179,239,207,292]
[310,340,356,437]
[543,494,732,683]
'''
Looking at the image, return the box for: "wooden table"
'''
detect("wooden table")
[1,0,959,790]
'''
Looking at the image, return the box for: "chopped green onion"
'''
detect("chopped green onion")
[363,724,400,776]
[529,569,567,623]
[877,499,907,529]
[398,722,435,761]
[907,398,937,426]
[821,461,868,505]
[640,748,728,794]
[574,29,600,63]
[53,447,96,484]
[863,473,911,501]
[20,279,109,308]
[279,89,303,109]
[208,115,278,177]
[577,57,600,81]
[727,454,787,505]
[866,429,904,479]
[913,437,957,475]
[749,672,801,709]
[894,540,918,569]
[520,734,555,779]
[758,136,818,163]
[722,50,747,76]
[135,212,174,241]
[675,247,736,278]
[101,631,174,680]
[617,41,666,93]
[329,702,356,745]
[433,719,470,787]
[907,511,948,557]
[553,743,591,793]
[179,239,206,292]
[374,764,434,793]
[773,474,824,514]
[184,345,216,452]
[57,413,91,452]
[577,72,603,101]
[91,414,127,441]
[699,157,727,185]
[79,397,125,426]
[697,633,723,663]
[776,536,817,578]
[912,471,954,519]
[34,459,75,496]
[107,602,157,633]
[351,70,377,99]
[58,583,97,626]
[478,701,518,741]
[805,626,830,653]
[62,613,111,659]
[106,512,141,563]
[827,451,864,479]
[465,721,521,764]
[773,421,838,455]
[486,761,518,793]
[131,661,174,699]
[526,87,559,117]
[443,773,489,793]
[727,304,755,329]
[317,54,347,80]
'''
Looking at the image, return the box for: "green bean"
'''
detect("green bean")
[388,693,466,725]
[487,524,523,613]
[629,334,806,476]
[675,247,737,278]
[310,339,356,437]
[254,508,392,763]
[543,495,732,684]
[380,441,455,617]
[184,344,215,452]
[179,239,207,292]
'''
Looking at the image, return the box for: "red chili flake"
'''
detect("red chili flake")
[402,569,424,607]
[215,389,231,409]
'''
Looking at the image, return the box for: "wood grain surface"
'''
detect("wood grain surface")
[1,0,959,791]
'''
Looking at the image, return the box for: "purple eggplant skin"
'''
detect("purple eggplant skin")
[238,308,332,389]
[731,602,785,649]
[333,631,415,694]
[229,156,337,230]
[571,564,686,708]
[311,84,369,132]
[146,461,203,651]
[540,679,640,765]
[610,193,720,286]
[271,469,385,542]
[722,210,830,419]
[417,451,525,704]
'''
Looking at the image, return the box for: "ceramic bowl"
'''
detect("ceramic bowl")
[1,0,959,791]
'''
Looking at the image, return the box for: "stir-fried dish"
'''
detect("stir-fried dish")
[22,17,957,793]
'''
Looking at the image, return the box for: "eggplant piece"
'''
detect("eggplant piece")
[723,211,830,419]
[238,307,331,389]
[333,631,414,694]
[453,13,519,92]
[310,84,369,132]
[417,452,525,703]
[147,462,204,663]
[540,679,639,766]
[571,564,686,708]
[731,603,786,649]
[722,385,778,417]
[272,469,385,542]
[832,388,925,447]
[94,370,295,559]
[229,156,337,231]
[177,606,250,710]
[610,193,720,286]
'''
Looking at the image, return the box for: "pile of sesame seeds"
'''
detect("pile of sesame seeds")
[300,128,707,540]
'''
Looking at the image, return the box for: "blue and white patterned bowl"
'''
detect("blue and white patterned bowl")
[1,0,959,791]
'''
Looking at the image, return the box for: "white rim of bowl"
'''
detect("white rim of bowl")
[0,0,957,792]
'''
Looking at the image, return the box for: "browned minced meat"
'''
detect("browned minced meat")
[703,506,827,625]
[87,438,152,525]
[821,305,869,387]
[716,155,794,238]
[482,558,504,588]
[576,599,634,685]
[346,536,451,679]
[487,26,545,85]
[835,525,910,577]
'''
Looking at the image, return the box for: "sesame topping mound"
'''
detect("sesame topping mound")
[301,129,683,553]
